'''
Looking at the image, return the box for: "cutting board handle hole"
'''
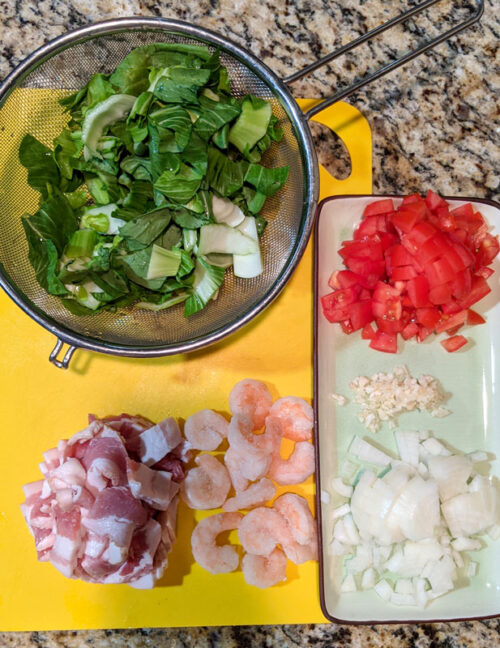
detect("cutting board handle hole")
[309,121,352,181]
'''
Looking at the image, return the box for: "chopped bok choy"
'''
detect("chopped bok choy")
[19,43,288,317]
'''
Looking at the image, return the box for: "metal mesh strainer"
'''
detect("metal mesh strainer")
[0,6,483,367]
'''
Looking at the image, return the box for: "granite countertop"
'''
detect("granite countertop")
[1,0,499,646]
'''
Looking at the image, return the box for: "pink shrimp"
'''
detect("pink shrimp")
[267,441,315,486]
[273,493,316,545]
[184,409,228,451]
[238,507,289,556]
[191,512,243,574]
[281,534,318,565]
[224,447,249,493]
[222,478,276,512]
[242,548,287,588]
[181,454,231,510]
[226,416,272,482]
[269,396,314,442]
[228,379,273,430]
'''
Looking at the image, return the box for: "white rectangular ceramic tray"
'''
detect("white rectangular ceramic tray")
[314,195,500,624]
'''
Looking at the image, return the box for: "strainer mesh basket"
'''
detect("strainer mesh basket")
[0,25,312,352]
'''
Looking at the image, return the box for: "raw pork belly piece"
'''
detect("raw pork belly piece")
[21,414,187,588]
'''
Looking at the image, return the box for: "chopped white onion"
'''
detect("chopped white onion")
[361,567,376,589]
[332,503,350,520]
[349,436,392,467]
[331,477,353,498]
[340,573,357,593]
[374,579,393,601]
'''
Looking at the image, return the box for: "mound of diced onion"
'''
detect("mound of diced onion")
[329,432,499,607]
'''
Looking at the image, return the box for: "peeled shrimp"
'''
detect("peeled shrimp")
[226,416,272,482]
[184,409,228,451]
[224,447,249,493]
[242,548,287,588]
[267,441,315,486]
[281,533,318,565]
[238,507,289,556]
[273,493,316,545]
[229,379,273,430]
[222,478,276,512]
[191,512,243,574]
[269,396,314,442]
[181,454,231,510]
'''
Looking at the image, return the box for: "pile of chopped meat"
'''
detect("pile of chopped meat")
[21,413,189,588]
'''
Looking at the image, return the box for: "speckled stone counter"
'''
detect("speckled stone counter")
[1,0,499,646]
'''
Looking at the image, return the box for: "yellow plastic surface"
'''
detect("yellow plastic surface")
[0,96,371,630]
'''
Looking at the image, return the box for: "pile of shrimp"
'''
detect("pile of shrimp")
[181,379,317,588]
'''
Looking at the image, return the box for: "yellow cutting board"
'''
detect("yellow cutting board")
[0,98,371,630]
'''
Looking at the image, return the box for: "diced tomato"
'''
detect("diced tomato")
[329,270,361,290]
[425,257,456,287]
[339,239,383,261]
[475,233,500,267]
[340,320,354,334]
[376,318,404,334]
[425,190,448,211]
[363,199,395,217]
[361,323,375,340]
[392,210,420,235]
[440,335,468,352]
[417,326,432,342]
[369,330,398,353]
[450,269,472,300]
[416,307,441,330]
[407,276,430,308]
[467,309,486,325]
[459,276,491,308]
[449,203,475,220]
[428,283,452,305]
[406,222,437,249]
[345,257,385,277]
[324,193,495,353]
[402,193,423,205]
[446,325,463,336]
[391,266,418,281]
[475,266,495,280]
[347,300,373,331]
[401,322,419,340]
[435,309,467,333]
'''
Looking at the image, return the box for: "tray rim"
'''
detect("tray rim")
[313,193,500,625]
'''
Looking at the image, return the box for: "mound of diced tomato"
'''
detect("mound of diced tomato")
[321,191,499,353]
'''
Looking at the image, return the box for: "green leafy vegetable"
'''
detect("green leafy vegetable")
[19,43,287,317]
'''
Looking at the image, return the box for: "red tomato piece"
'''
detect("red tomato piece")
[361,323,376,340]
[467,309,486,325]
[440,335,468,352]
[369,330,398,353]
[415,234,449,265]
[425,190,448,211]
[376,318,404,334]
[354,216,383,240]
[339,239,384,261]
[475,266,495,280]
[406,221,437,248]
[392,210,420,235]
[476,233,500,267]
[426,257,456,287]
[391,266,418,281]
[401,322,419,340]
[407,276,430,308]
[450,269,472,300]
[340,320,355,335]
[402,193,423,205]
[446,325,464,336]
[416,307,441,330]
[345,257,386,277]
[372,280,401,300]
[372,299,402,321]
[348,300,374,331]
[429,283,453,305]
[417,326,432,342]
[434,309,467,333]
[449,203,475,220]
[459,276,491,308]
[363,199,395,217]
[386,244,415,267]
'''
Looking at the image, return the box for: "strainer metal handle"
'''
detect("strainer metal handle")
[49,339,77,370]
[285,0,484,120]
